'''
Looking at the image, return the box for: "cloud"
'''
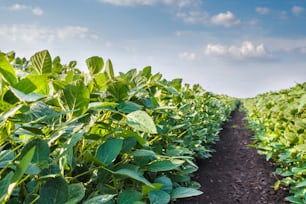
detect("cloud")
[256,7,270,15]
[205,41,269,60]
[3,3,44,16]
[176,10,209,24]
[178,51,197,60]
[0,24,90,43]
[292,6,304,16]
[300,47,306,54]
[210,11,240,27]
[32,7,44,16]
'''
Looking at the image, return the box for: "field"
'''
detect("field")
[0,50,305,203]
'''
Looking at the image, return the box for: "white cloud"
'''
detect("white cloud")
[0,24,90,43]
[4,3,44,16]
[10,4,27,11]
[210,11,240,27]
[32,7,43,16]
[205,44,226,56]
[205,41,269,60]
[301,48,306,54]
[176,10,209,24]
[178,51,196,60]
[292,6,304,16]
[256,7,270,15]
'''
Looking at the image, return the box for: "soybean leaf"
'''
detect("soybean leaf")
[132,149,156,158]
[116,168,153,187]
[105,59,114,79]
[285,196,304,203]
[171,187,203,199]
[118,101,142,113]
[147,159,184,172]
[60,81,90,117]
[97,139,123,166]
[148,190,170,204]
[11,146,36,183]
[86,56,104,76]
[117,190,142,204]
[15,74,50,95]
[0,53,17,85]
[126,110,157,134]
[0,172,14,202]
[296,179,306,188]
[30,50,52,74]
[107,81,129,100]
[65,183,85,204]
[21,138,50,163]
[154,176,173,193]
[10,87,44,102]
[38,176,68,204]
[142,183,163,195]
[83,194,115,204]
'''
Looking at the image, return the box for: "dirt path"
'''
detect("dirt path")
[176,108,289,204]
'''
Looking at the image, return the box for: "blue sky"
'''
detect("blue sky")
[0,0,305,97]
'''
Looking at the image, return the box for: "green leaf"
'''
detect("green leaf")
[61,81,90,117]
[97,139,123,166]
[296,179,306,188]
[118,101,142,113]
[116,169,153,187]
[147,160,184,172]
[285,196,304,203]
[122,137,137,153]
[105,59,114,79]
[142,183,163,195]
[83,194,115,204]
[21,138,50,163]
[10,87,45,102]
[154,176,173,193]
[117,190,142,204]
[25,163,41,175]
[93,73,109,91]
[30,50,52,74]
[171,187,203,199]
[65,183,85,204]
[15,74,50,95]
[11,146,36,183]
[107,81,129,100]
[148,190,170,204]
[132,149,156,158]
[86,56,104,76]
[0,53,17,85]
[0,172,14,202]
[0,104,22,125]
[126,110,157,134]
[38,176,68,204]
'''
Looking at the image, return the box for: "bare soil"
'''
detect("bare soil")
[176,108,289,204]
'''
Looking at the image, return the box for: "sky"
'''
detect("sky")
[0,0,306,98]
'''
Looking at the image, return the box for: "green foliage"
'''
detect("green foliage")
[0,50,237,203]
[243,83,306,203]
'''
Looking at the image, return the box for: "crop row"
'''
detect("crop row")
[243,83,306,203]
[0,50,237,203]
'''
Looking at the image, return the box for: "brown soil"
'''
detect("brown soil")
[176,108,289,204]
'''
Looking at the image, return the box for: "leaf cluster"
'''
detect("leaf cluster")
[0,50,236,203]
[242,83,306,203]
